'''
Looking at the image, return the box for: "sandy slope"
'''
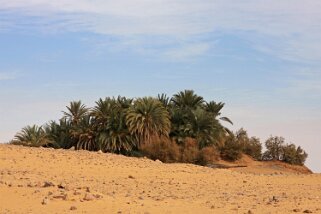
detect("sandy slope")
[0,145,320,214]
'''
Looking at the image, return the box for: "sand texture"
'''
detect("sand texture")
[0,144,321,214]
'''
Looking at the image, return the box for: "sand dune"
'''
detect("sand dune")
[0,144,320,214]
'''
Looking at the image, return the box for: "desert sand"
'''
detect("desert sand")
[0,144,320,214]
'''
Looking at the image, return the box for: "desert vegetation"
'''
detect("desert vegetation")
[10,90,308,166]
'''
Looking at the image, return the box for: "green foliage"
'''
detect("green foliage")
[190,108,220,149]
[126,97,171,145]
[72,115,97,151]
[262,136,307,165]
[263,136,308,165]
[44,119,73,149]
[63,101,89,125]
[10,90,308,167]
[204,101,224,116]
[12,125,49,147]
[171,90,204,109]
[262,136,285,161]
[235,129,262,160]
[220,134,242,161]
[92,97,135,153]
[157,93,171,109]
[169,90,231,149]
[243,137,262,160]
[282,144,307,165]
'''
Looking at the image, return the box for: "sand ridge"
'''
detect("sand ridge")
[0,144,321,214]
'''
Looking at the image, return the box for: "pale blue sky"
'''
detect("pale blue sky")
[0,1,320,172]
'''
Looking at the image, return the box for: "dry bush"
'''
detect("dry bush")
[180,137,199,163]
[198,146,220,166]
[220,135,242,161]
[140,136,180,163]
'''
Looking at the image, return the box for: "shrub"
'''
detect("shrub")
[180,137,199,163]
[220,135,242,161]
[282,144,308,165]
[262,136,308,165]
[235,129,262,160]
[243,137,262,160]
[197,146,220,166]
[262,136,285,161]
[140,136,180,163]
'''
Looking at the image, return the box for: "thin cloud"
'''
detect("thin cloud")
[164,43,210,61]
[1,1,321,61]
[288,68,321,93]
[0,72,19,81]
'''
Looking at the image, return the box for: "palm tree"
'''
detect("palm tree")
[171,90,204,109]
[126,97,171,146]
[157,93,171,109]
[117,96,133,109]
[92,97,136,153]
[96,110,136,153]
[189,108,219,148]
[72,115,97,151]
[12,125,49,147]
[63,101,89,125]
[169,107,192,144]
[205,101,233,125]
[44,119,73,149]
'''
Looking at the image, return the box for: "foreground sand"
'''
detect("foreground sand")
[0,145,320,214]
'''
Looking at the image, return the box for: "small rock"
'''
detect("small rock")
[292,209,301,212]
[53,194,68,200]
[63,194,69,201]
[155,159,162,163]
[269,196,279,203]
[74,190,81,195]
[84,193,95,201]
[85,187,91,193]
[73,190,82,195]
[303,210,313,213]
[70,206,77,211]
[58,182,70,190]
[248,210,254,214]
[43,181,55,188]
[42,197,49,205]
[128,175,135,179]
[94,194,103,199]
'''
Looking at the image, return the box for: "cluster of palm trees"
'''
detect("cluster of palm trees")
[11,89,309,166]
[12,90,233,155]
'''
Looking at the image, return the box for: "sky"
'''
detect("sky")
[0,1,320,172]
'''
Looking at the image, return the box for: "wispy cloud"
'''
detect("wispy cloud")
[285,68,321,97]
[0,72,19,80]
[164,43,210,61]
[1,1,321,61]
